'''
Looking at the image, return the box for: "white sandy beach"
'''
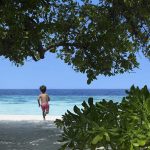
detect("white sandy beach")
[0,115,63,150]
[0,115,62,121]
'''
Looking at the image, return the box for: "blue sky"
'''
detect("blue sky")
[0,52,150,89]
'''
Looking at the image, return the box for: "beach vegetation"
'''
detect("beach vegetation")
[0,0,150,83]
[55,85,150,149]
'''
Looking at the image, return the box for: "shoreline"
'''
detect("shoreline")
[0,115,62,121]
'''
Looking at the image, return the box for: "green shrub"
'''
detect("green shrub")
[54,85,150,150]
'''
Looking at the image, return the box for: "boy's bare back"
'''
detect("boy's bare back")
[38,93,50,104]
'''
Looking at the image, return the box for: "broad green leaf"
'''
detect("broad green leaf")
[104,132,110,142]
[88,97,94,106]
[132,143,139,147]
[73,105,81,115]
[92,135,103,145]
[138,140,146,146]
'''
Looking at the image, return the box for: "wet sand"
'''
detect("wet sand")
[0,116,62,150]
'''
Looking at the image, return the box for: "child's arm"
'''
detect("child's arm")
[48,95,50,102]
[37,96,41,107]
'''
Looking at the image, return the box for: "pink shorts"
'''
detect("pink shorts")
[41,103,49,112]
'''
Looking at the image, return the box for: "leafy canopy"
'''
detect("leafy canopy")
[0,0,150,83]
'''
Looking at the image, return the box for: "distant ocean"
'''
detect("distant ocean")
[0,89,126,116]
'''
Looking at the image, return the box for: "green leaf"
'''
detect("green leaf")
[59,143,68,150]
[138,140,146,146]
[88,97,94,106]
[73,105,81,115]
[132,143,139,147]
[82,101,89,109]
[130,144,134,150]
[92,135,103,145]
[104,132,110,142]
[146,98,150,112]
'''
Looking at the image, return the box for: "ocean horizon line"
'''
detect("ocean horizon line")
[0,89,127,96]
[0,88,128,90]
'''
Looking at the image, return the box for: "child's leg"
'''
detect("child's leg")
[46,104,49,114]
[41,104,47,120]
[42,111,46,120]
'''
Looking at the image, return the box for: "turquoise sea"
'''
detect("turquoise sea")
[0,89,126,116]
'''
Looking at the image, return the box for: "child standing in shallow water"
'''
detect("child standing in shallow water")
[38,85,50,120]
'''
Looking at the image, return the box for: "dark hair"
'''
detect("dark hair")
[40,85,46,93]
